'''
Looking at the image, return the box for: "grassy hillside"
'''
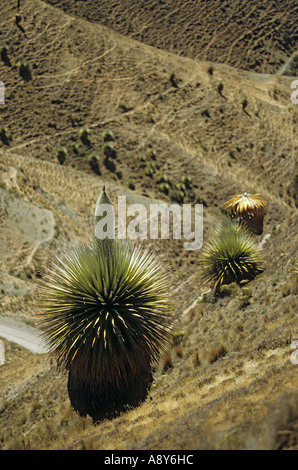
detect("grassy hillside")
[0,0,297,450]
[44,0,298,74]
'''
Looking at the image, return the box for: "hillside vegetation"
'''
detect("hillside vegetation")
[0,0,297,450]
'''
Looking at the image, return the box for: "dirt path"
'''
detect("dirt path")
[0,317,49,354]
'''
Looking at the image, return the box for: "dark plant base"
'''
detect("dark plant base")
[67,364,153,423]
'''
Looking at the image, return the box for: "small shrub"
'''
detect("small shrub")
[175,182,186,193]
[201,108,210,118]
[71,142,79,154]
[217,81,224,95]
[102,142,116,159]
[159,182,170,195]
[17,60,31,81]
[127,179,135,190]
[161,351,173,372]
[207,65,214,76]
[114,168,122,179]
[0,126,7,138]
[103,157,116,172]
[56,146,67,165]
[192,351,201,367]
[147,149,157,160]
[181,174,192,187]
[0,44,10,65]
[156,172,169,184]
[206,344,227,364]
[102,130,114,142]
[174,345,183,358]
[170,71,178,88]
[119,102,129,112]
[239,288,252,308]
[145,162,154,177]
[197,195,208,207]
[171,190,184,203]
[172,331,187,346]
[79,126,90,145]
[0,126,9,145]
[242,98,248,111]
[88,153,100,173]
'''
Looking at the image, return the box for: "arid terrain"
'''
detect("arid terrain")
[0,0,297,450]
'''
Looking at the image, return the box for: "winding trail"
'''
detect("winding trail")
[0,317,49,354]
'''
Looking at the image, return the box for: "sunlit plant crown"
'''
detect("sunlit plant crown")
[224,192,266,235]
[40,187,172,422]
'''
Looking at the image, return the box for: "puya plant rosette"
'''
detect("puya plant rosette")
[40,187,173,422]
[199,220,263,294]
[224,192,266,235]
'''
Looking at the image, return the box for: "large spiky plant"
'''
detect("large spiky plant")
[40,188,172,422]
[199,220,263,293]
[224,192,266,235]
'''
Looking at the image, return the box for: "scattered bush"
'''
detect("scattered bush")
[197,195,208,207]
[206,344,227,364]
[242,98,248,111]
[192,351,201,367]
[79,126,91,145]
[217,81,224,95]
[102,130,114,142]
[145,162,154,177]
[156,172,170,184]
[175,182,186,193]
[56,146,67,165]
[0,44,10,65]
[127,179,135,190]
[102,142,116,159]
[201,108,210,118]
[87,153,100,173]
[0,126,7,138]
[199,220,263,294]
[147,149,157,160]
[170,72,178,88]
[207,65,214,76]
[171,190,184,203]
[159,182,170,195]
[71,142,79,155]
[119,102,129,112]
[17,60,31,81]
[181,174,192,187]
[161,351,173,372]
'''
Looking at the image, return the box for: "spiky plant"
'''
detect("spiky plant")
[40,188,172,422]
[291,260,298,276]
[199,220,263,294]
[224,192,266,235]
